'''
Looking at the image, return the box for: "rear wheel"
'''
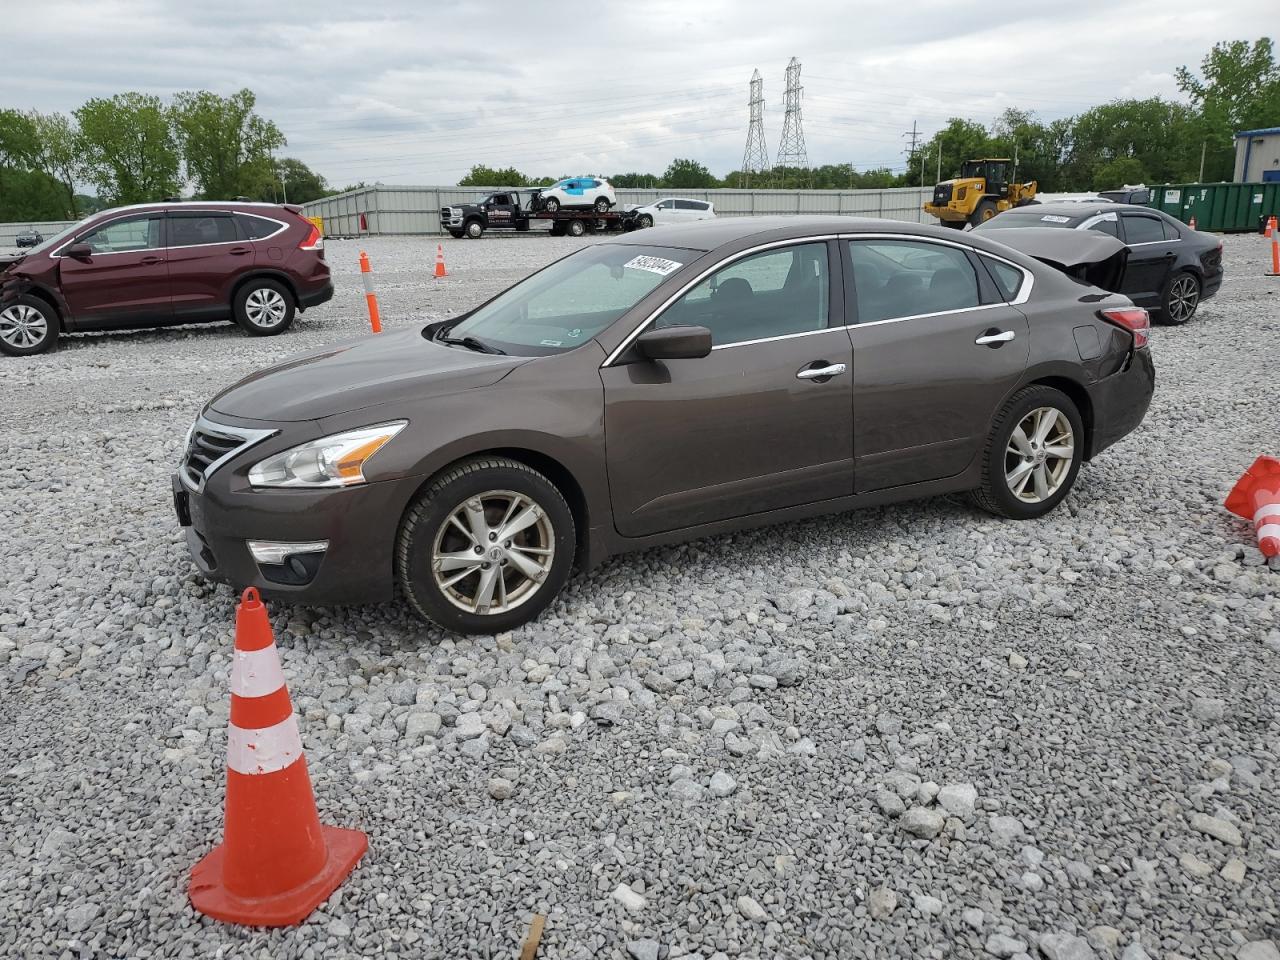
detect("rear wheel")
[543,197,561,213]
[567,219,586,237]
[0,295,59,356]
[939,219,966,230]
[593,197,610,213]
[1158,270,1200,325]
[971,200,998,227]
[396,457,576,633]
[234,279,295,336]
[970,385,1083,520]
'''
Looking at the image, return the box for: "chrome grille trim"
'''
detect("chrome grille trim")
[179,416,277,492]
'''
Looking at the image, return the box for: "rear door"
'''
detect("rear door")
[1117,212,1176,306]
[844,236,1030,493]
[56,213,170,327]
[165,211,250,320]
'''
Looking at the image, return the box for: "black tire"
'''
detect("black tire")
[594,197,610,213]
[233,278,295,336]
[971,200,998,227]
[1156,269,1200,326]
[448,230,464,239]
[465,219,484,239]
[638,214,654,229]
[515,220,530,232]
[0,294,60,356]
[549,224,566,237]
[567,219,586,238]
[939,219,966,230]
[969,385,1084,520]
[396,457,576,634]
[543,197,561,213]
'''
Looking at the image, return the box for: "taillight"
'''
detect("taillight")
[297,219,323,252]
[1100,307,1150,349]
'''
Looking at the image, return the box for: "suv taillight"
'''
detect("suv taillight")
[297,219,323,252]
[1100,307,1150,349]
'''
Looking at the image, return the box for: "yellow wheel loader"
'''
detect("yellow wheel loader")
[923,159,1037,229]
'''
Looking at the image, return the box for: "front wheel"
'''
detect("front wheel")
[396,458,576,633]
[971,200,998,227]
[970,385,1083,520]
[234,279,295,336]
[637,214,654,229]
[594,197,610,213]
[0,295,60,356]
[938,219,966,230]
[543,197,560,213]
[1158,270,1200,325]
[465,220,484,239]
[448,230,464,239]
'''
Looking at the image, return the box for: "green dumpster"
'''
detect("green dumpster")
[1146,182,1280,232]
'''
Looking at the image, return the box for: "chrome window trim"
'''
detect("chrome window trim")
[1126,238,1182,246]
[179,416,278,493]
[841,232,1036,308]
[601,235,838,366]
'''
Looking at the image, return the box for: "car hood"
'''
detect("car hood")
[0,254,26,273]
[984,228,1129,292]
[209,327,527,422]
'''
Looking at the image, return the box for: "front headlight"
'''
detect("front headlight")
[248,422,407,488]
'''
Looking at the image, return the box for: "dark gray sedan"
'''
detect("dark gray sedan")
[175,217,1154,633]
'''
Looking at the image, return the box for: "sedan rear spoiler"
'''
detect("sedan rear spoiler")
[986,228,1128,292]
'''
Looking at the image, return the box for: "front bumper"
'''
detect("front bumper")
[1086,347,1155,460]
[173,470,418,605]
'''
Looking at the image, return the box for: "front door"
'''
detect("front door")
[1117,212,1176,307]
[844,237,1030,493]
[57,214,170,328]
[165,212,250,321]
[602,240,854,537]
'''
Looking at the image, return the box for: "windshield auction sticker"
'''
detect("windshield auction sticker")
[624,255,683,276]
[1040,215,1072,223]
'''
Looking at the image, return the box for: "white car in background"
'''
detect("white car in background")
[533,177,616,213]
[629,198,717,229]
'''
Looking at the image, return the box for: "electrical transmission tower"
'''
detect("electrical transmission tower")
[776,57,809,176]
[741,69,770,186]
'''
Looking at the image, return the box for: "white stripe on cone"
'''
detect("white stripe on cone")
[1253,502,1280,524]
[1258,522,1280,543]
[230,646,287,699]
[227,714,304,776]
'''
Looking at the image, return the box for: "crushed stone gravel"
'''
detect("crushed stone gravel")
[1,232,1278,958]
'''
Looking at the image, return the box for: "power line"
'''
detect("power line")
[741,69,770,186]
[776,57,809,173]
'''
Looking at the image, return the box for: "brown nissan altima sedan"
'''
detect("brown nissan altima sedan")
[174,217,1154,633]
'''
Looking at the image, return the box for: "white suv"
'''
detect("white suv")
[629,198,716,228]
[534,177,616,213]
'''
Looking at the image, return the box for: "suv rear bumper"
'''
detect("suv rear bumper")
[299,281,334,310]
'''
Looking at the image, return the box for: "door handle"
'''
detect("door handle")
[229,247,251,256]
[796,362,847,380]
[975,329,1015,346]
[140,256,165,265]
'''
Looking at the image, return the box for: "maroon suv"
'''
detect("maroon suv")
[0,201,332,356]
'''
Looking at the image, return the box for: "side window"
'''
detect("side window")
[693,201,711,211]
[657,200,671,209]
[169,214,238,247]
[1121,216,1164,244]
[77,216,160,253]
[656,243,829,347]
[848,240,980,323]
[237,215,281,240]
[981,256,1026,301]
[1086,216,1119,238]
[1160,219,1181,240]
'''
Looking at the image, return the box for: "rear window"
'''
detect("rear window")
[1121,216,1164,244]
[237,214,284,240]
[978,212,1080,231]
[169,214,238,246]
[982,256,1025,301]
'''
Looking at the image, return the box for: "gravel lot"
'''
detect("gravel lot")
[1,231,1278,960]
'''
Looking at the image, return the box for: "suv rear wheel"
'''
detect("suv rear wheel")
[0,295,60,356]
[396,457,576,633]
[234,279,295,336]
[543,197,561,213]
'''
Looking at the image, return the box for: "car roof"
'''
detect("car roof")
[999,202,1155,219]
[602,215,1016,253]
[90,200,298,218]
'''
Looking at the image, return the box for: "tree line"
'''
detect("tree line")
[460,38,1279,194]
[0,89,331,221]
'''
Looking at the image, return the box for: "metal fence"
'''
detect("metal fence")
[0,220,76,250]
[302,186,935,237]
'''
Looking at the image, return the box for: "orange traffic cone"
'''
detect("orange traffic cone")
[190,588,367,926]
[1188,215,1197,230]
[1267,216,1275,239]
[434,244,448,279]
[1225,456,1280,558]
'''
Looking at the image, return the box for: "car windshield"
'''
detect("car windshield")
[22,220,86,255]
[443,244,697,356]
[977,211,1082,231]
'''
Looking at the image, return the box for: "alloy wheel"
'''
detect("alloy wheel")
[1168,274,1199,323]
[0,304,48,349]
[1004,406,1074,503]
[431,489,555,616]
[244,288,288,328]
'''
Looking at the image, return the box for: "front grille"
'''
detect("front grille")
[180,418,276,491]
[933,184,953,205]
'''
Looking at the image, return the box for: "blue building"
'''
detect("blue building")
[1234,127,1280,182]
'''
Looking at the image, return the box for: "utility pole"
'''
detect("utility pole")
[904,121,921,186]
[1198,141,1206,182]
[936,141,942,184]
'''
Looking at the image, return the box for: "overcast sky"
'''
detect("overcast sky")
[10,0,1257,187]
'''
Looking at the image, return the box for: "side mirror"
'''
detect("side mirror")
[65,243,92,259]
[635,325,712,361]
